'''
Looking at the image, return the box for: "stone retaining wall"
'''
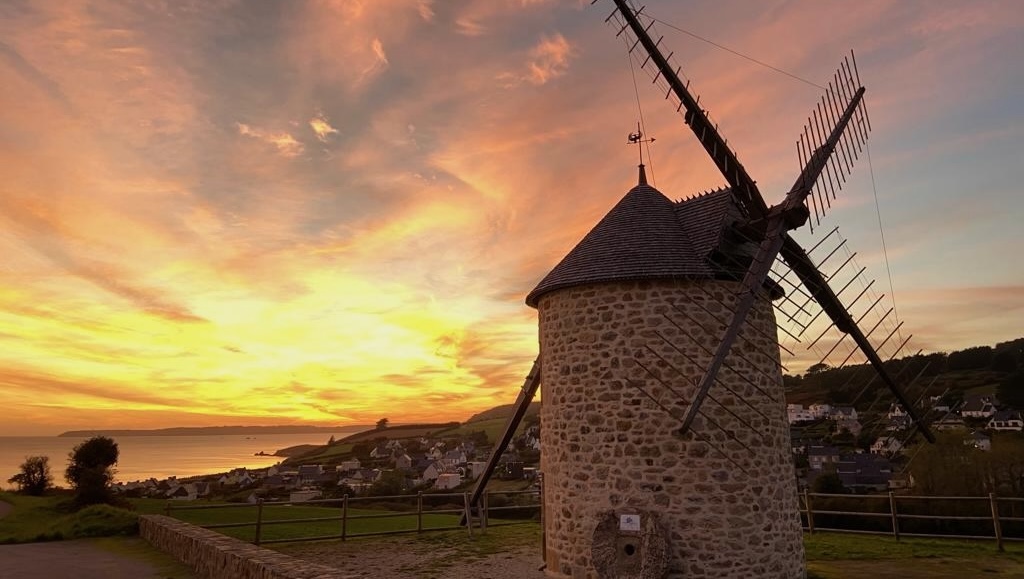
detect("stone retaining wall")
[139,515,354,579]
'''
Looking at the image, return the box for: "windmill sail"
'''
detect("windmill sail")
[606,0,934,442]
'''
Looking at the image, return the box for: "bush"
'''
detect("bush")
[62,504,138,537]
[8,456,52,496]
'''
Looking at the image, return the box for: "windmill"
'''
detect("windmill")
[466,1,935,577]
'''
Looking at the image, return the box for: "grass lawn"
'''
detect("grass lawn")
[0,492,137,543]
[806,532,1024,578]
[90,536,194,578]
[164,502,469,543]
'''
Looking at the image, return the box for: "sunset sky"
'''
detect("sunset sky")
[1,0,1021,436]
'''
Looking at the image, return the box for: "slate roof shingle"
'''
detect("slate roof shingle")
[526,182,744,307]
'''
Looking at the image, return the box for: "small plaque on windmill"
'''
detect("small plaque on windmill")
[592,510,669,579]
[620,514,641,532]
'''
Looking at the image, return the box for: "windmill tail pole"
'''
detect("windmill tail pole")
[462,359,542,525]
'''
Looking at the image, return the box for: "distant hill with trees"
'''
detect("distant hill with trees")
[784,336,1024,412]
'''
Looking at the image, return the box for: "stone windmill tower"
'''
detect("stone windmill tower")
[467,2,934,577]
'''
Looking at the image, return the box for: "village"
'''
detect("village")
[107,388,1024,504]
[789,393,1023,493]
[111,422,542,504]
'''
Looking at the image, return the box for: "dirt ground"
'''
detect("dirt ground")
[273,528,548,579]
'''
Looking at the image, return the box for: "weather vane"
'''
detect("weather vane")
[627,122,655,166]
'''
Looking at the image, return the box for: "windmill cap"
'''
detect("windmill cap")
[526,182,752,308]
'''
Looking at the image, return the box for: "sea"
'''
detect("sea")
[0,431,361,486]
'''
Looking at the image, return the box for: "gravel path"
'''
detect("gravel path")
[274,529,548,579]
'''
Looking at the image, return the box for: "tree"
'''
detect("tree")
[992,350,1019,373]
[65,436,119,506]
[7,456,52,495]
[376,417,389,431]
[997,371,1024,410]
[947,346,993,371]
[806,363,832,376]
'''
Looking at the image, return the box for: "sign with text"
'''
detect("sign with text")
[619,514,641,532]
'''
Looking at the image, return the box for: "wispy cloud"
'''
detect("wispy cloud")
[236,122,304,157]
[309,113,339,142]
[499,33,575,86]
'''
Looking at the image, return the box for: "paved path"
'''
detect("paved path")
[0,537,193,579]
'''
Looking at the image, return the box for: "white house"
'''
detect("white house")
[871,437,904,455]
[787,404,816,424]
[809,404,832,419]
[422,462,443,481]
[988,410,1024,431]
[395,453,413,470]
[887,403,908,419]
[434,473,462,490]
[961,395,998,419]
[929,396,951,413]
[338,458,361,472]
[830,406,858,421]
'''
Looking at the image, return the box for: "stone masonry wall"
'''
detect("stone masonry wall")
[538,280,804,579]
[139,515,355,579]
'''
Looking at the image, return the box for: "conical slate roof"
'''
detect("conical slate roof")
[526,178,741,308]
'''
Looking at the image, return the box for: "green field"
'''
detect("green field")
[6,491,1024,577]
[164,501,468,543]
[431,417,518,443]
[806,532,1024,578]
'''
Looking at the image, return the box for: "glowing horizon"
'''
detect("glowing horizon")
[1,1,1021,436]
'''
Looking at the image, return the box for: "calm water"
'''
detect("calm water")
[0,432,359,485]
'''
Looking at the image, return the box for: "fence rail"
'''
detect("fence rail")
[167,488,1024,550]
[165,489,540,545]
[802,491,1024,551]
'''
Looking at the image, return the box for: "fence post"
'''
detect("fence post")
[990,492,1004,552]
[417,492,423,534]
[888,492,900,541]
[804,489,815,534]
[163,500,171,516]
[254,499,264,546]
[481,491,489,532]
[463,492,474,538]
[341,494,349,541]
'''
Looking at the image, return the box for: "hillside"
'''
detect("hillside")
[464,401,540,423]
[783,336,1023,439]
[58,424,372,438]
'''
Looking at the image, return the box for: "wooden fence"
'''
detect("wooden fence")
[802,491,1024,551]
[166,489,1024,550]
[164,489,540,546]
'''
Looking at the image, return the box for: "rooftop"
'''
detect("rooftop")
[526,172,757,308]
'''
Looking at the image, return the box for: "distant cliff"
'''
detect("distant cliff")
[57,425,371,438]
